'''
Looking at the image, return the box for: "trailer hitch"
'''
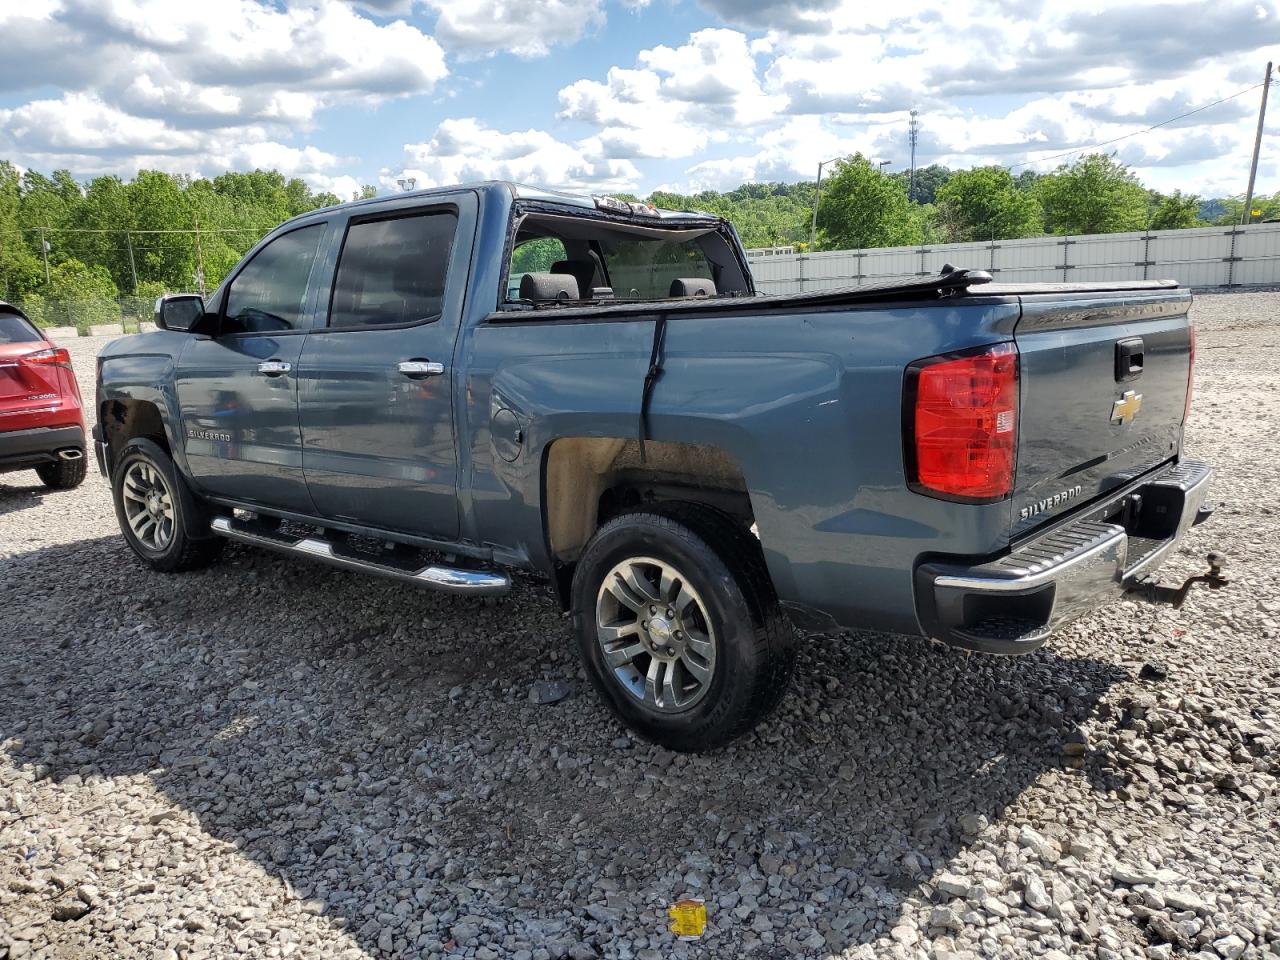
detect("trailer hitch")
[1126,551,1229,609]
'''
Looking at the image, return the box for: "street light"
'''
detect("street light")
[808,156,843,250]
[396,177,417,192]
[878,160,892,172]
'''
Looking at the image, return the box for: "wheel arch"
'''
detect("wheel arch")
[541,436,755,605]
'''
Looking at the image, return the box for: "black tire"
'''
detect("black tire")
[35,456,87,490]
[571,502,796,752]
[111,437,224,573]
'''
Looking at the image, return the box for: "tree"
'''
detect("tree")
[1035,154,1149,235]
[816,154,921,250]
[1147,190,1203,230]
[935,167,1043,242]
[25,258,119,329]
[892,164,952,205]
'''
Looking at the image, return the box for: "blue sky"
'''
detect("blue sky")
[2,0,1279,201]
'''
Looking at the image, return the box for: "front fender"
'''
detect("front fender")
[97,333,191,475]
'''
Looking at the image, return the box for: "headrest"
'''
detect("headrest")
[520,272,580,301]
[550,259,596,296]
[669,277,716,298]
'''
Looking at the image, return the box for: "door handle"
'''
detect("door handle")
[398,360,445,378]
[257,360,292,376]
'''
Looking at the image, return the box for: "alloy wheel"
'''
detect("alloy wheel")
[594,556,717,713]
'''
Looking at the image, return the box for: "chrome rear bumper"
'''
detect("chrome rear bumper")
[916,459,1213,655]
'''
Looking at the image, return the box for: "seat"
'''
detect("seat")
[551,259,597,299]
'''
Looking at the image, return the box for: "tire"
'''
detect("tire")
[111,437,224,573]
[571,502,796,752]
[35,456,87,490]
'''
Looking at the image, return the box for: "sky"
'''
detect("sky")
[1,0,1279,201]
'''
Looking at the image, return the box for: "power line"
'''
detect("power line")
[1008,80,1271,170]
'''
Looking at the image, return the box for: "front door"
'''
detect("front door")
[298,197,473,539]
[176,222,327,514]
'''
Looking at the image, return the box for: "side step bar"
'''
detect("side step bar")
[209,516,511,596]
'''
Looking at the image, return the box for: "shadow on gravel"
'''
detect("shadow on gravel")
[2,534,1129,957]
[0,478,46,517]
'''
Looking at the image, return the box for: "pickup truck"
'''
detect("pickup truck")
[93,181,1217,751]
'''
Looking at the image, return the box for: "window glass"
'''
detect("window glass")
[0,314,43,344]
[602,237,714,299]
[330,212,457,328]
[224,224,324,334]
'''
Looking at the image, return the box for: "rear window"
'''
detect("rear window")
[602,237,714,300]
[0,313,43,344]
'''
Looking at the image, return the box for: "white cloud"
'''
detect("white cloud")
[423,0,606,56]
[384,118,640,192]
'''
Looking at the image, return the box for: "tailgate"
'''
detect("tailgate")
[1011,287,1192,538]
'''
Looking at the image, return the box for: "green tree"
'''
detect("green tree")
[0,161,44,299]
[30,259,120,330]
[1036,154,1149,235]
[935,166,1043,242]
[892,164,952,205]
[1147,190,1203,230]
[816,154,921,250]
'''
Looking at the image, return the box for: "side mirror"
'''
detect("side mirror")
[155,294,209,333]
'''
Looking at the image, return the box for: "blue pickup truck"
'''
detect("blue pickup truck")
[93,181,1217,750]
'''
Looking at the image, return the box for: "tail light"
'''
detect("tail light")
[906,342,1019,502]
[1183,323,1196,424]
[23,347,72,368]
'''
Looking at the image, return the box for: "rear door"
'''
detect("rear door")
[175,221,328,513]
[1011,286,1193,538]
[296,192,476,539]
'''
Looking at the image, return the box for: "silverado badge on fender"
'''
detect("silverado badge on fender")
[1111,390,1143,426]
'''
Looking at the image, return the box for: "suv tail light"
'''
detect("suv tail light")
[906,342,1019,502]
[1183,323,1196,424]
[23,347,72,368]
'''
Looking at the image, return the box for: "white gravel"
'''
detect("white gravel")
[2,292,1278,960]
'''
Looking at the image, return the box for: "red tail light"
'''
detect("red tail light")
[23,347,72,368]
[906,342,1019,502]
[1183,323,1196,424]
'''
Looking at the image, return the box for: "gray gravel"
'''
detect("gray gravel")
[2,292,1279,960]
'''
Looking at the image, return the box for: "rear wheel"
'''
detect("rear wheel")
[111,438,223,572]
[35,456,86,490]
[571,503,795,752]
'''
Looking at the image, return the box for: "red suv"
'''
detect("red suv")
[0,302,87,490]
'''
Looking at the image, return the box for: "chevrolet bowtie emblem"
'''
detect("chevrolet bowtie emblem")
[1111,389,1143,426]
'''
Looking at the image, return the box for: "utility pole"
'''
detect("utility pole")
[1242,60,1272,226]
[193,218,206,297]
[808,156,841,250]
[39,227,50,284]
[125,231,138,293]
[908,110,920,202]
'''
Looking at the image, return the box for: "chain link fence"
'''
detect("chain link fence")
[4,294,164,335]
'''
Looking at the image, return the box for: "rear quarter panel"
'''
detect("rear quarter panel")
[466,298,1021,635]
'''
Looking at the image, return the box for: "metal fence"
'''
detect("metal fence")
[6,295,159,335]
[746,222,1280,294]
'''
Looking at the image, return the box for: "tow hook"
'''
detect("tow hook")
[1127,551,1229,609]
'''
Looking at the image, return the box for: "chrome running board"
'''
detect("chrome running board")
[209,516,510,596]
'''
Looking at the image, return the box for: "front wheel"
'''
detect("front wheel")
[111,438,224,573]
[571,504,795,752]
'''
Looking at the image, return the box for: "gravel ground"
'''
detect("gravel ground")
[2,291,1278,960]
